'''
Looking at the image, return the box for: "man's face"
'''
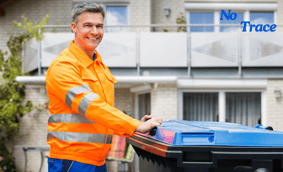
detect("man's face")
[71,12,104,52]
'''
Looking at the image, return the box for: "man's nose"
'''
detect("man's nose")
[90,26,98,35]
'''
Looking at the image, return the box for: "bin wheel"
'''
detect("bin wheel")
[254,168,270,172]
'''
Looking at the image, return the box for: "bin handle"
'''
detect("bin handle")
[149,126,158,136]
[254,124,273,131]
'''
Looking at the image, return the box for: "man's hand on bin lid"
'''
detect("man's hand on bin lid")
[140,114,164,123]
[135,115,164,134]
[140,115,152,122]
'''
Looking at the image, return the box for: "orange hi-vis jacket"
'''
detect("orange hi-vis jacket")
[46,40,140,166]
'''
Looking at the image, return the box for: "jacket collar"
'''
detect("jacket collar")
[68,40,103,68]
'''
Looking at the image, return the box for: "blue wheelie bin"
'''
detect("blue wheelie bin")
[127,120,283,172]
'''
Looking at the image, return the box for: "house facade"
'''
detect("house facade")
[1,0,283,171]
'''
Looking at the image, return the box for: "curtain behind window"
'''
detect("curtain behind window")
[183,93,218,121]
[226,92,261,127]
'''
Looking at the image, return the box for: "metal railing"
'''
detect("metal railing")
[26,24,283,77]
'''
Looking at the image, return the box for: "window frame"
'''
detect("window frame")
[249,11,276,24]
[186,11,215,33]
[178,89,266,126]
[185,5,277,33]
[101,3,130,27]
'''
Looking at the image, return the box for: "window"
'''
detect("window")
[105,5,129,32]
[182,91,263,127]
[185,4,276,33]
[220,12,244,32]
[250,12,274,24]
[226,92,261,127]
[189,12,214,32]
[183,93,218,121]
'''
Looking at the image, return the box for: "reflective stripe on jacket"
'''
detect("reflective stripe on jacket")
[46,41,140,166]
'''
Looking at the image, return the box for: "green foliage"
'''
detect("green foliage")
[0,14,49,171]
[35,104,44,111]
[176,13,186,32]
[51,22,60,33]
[0,143,16,172]
[12,15,49,41]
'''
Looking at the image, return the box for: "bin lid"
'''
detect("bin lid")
[146,120,283,147]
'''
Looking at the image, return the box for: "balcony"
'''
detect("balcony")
[22,24,283,79]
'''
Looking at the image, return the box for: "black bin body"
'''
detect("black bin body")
[127,120,283,172]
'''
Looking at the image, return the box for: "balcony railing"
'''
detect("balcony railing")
[22,24,283,76]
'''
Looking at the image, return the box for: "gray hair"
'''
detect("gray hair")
[72,2,105,23]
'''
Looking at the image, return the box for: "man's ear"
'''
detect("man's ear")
[71,23,77,33]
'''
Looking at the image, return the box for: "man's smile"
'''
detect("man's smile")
[86,37,98,41]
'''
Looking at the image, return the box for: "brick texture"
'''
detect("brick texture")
[278,0,283,31]
[111,88,136,171]
[152,0,185,32]
[114,88,136,118]
[151,83,178,121]
[130,0,151,32]
[12,86,49,172]
[266,79,283,132]
[0,0,72,52]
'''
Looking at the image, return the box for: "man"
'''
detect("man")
[46,2,163,172]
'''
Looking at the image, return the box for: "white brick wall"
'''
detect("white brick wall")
[0,0,72,52]
[151,83,178,121]
[114,88,136,118]
[152,0,185,32]
[130,0,151,32]
[12,86,50,172]
[266,79,283,132]
[278,0,283,32]
[112,88,136,171]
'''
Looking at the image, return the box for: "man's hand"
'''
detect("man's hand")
[140,115,152,122]
[135,116,164,133]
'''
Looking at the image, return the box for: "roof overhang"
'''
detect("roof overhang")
[15,76,178,87]
[16,76,267,89]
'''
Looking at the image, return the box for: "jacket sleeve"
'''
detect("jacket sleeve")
[46,61,140,136]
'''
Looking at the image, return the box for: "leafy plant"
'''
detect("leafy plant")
[0,14,49,171]
[176,13,186,32]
